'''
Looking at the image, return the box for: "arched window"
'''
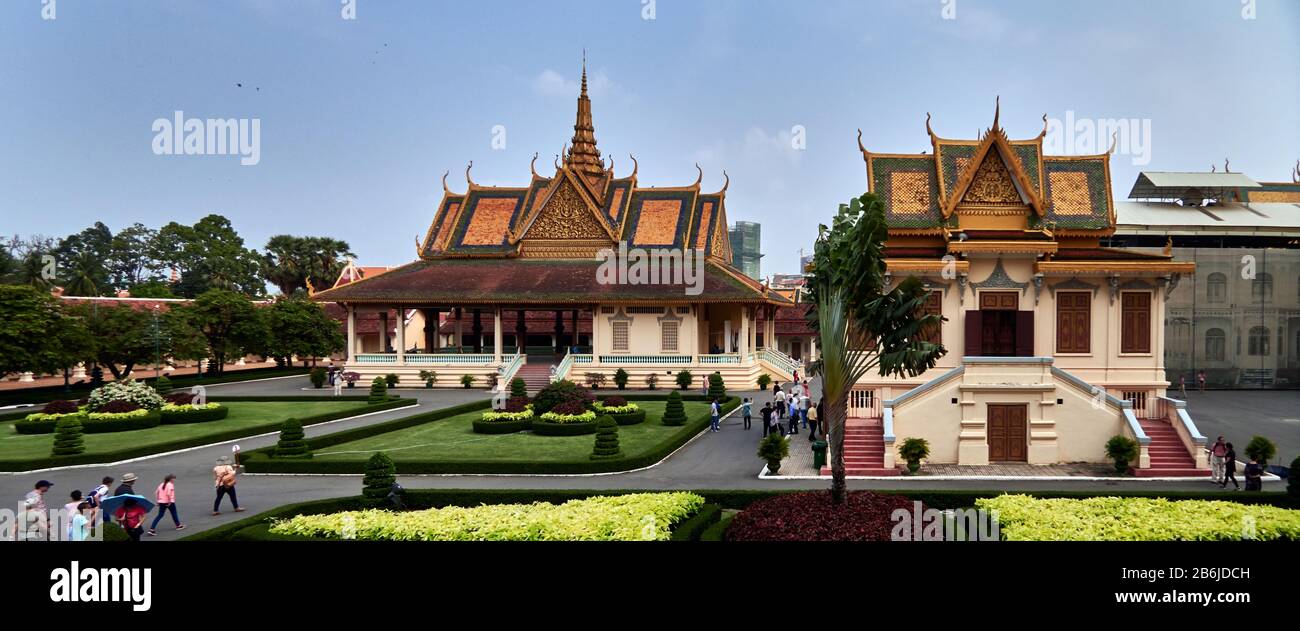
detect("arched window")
[1251,273,1273,303]
[1204,328,1225,361]
[1206,272,1226,303]
[1248,326,1270,356]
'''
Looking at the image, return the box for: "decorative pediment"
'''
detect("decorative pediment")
[1048,277,1100,297]
[971,259,1029,295]
[960,150,1023,205]
[519,171,618,243]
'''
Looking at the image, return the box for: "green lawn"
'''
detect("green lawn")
[311,400,712,464]
[0,401,369,460]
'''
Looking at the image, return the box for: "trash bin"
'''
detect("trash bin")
[812,440,828,469]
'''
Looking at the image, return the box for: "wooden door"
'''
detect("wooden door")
[981,311,1016,356]
[789,339,802,361]
[987,404,1028,462]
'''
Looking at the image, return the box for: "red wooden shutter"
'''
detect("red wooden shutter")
[1015,310,1034,356]
[1121,293,1151,353]
[964,311,982,357]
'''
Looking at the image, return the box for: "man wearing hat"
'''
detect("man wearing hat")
[114,473,138,497]
[212,456,243,515]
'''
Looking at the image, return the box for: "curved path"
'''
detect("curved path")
[2,376,1286,540]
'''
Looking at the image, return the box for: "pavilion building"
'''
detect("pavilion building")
[311,63,797,390]
[843,104,1208,476]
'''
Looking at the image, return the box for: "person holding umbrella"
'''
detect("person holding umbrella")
[100,495,153,542]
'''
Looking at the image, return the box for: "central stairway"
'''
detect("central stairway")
[513,362,554,394]
[819,418,900,476]
[1135,418,1210,477]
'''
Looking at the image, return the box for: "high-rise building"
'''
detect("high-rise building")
[729,221,763,280]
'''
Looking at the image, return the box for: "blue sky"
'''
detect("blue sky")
[2,0,1297,276]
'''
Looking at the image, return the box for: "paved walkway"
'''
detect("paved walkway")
[1,376,1288,540]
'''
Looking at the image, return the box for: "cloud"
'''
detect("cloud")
[532,68,613,99]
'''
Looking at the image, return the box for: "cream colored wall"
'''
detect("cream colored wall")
[594,306,700,356]
[861,256,1169,394]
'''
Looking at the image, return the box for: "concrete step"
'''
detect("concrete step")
[1135,467,1211,477]
[820,465,901,476]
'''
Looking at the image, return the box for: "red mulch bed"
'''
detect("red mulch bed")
[725,491,920,541]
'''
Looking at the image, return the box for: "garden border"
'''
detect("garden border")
[239,395,739,475]
[0,396,415,472]
[181,488,1297,542]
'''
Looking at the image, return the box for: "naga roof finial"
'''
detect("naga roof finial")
[925,112,933,137]
[465,161,476,187]
[1292,159,1299,183]
[529,152,539,178]
[693,162,703,188]
[441,170,452,194]
[721,170,730,193]
[1106,131,1118,155]
[1223,158,1231,173]
[991,96,1000,131]
[1038,113,1048,138]
[629,153,639,179]
[857,128,867,155]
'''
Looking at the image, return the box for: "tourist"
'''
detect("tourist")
[17,495,45,542]
[772,381,781,397]
[792,367,799,383]
[760,402,774,437]
[114,472,138,497]
[1207,437,1227,484]
[69,501,94,542]
[1179,374,1187,399]
[786,391,800,436]
[88,476,112,524]
[114,498,147,542]
[332,371,343,397]
[800,392,811,430]
[806,402,819,441]
[1197,370,1206,393]
[775,388,786,419]
[212,456,244,515]
[1221,443,1240,491]
[1243,458,1263,491]
[709,397,721,432]
[148,474,185,535]
[63,490,83,540]
[802,379,810,398]
[25,479,51,515]
[741,397,752,430]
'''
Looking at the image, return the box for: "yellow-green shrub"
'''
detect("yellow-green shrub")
[269,492,705,541]
[976,495,1300,541]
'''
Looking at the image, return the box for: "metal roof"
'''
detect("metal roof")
[1114,200,1300,234]
[1128,172,1260,200]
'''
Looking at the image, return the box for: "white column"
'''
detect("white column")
[591,306,602,365]
[347,304,357,362]
[396,307,406,365]
[724,318,732,353]
[454,309,463,351]
[810,336,818,361]
[379,312,390,352]
[493,309,503,363]
[738,307,750,357]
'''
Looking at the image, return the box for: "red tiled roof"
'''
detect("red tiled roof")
[312,259,789,305]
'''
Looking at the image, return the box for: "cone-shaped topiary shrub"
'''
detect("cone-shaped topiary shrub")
[590,415,622,460]
[758,432,788,474]
[675,370,693,390]
[367,377,388,404]
[275,418,309,457]
[510,377,527,398]
[51,416,85,456]
[362,452,396,502]
[662,390,687,426]
[708,371,726,401]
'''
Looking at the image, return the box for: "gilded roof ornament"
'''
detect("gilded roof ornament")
[1223,158,1231,173]
[1037,113,1048,139]
[465,161,476,187]
[529,152,539,178]
[857,128,868,156]
[693,162,703,188]
[720,170,730,194]
[1292,159,1299,183]
[925,112,933,137]
[628,153,639,179]
[1106,131,1118,155]
[992,96,1000,132]
[441,170,453,195]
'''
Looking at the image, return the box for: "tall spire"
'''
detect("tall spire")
[565,51,604,178]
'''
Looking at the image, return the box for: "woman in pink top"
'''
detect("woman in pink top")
[148,473,185,535]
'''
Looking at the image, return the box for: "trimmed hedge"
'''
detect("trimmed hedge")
[15,412,88,434]
[699,514,733,541]
[609,409,646,426]
[0,396,416,472]
[240,395,740,475]
[472,418,531,434]
[0,366,311,407]
[669,503,722,541]
[531,418,598,436]
[82,409,163,433]
[161,405,230,424]
[184,488,1299,543]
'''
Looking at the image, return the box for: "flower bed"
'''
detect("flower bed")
[473,397,535,434]
[14,411,89,435]
[595,397,645,426]
[161,403,229,424]
[976,495,1300,541]
[87,380,163,412]
[725,491,919,541]
[268,492,706,541]
[82,408,163,433]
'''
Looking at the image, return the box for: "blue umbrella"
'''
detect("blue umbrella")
[99,494,155,515]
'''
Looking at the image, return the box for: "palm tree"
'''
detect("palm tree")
[805,193,946,504]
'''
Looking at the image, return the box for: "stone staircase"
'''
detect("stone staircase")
[513,362,554,394]
[1135,418,1210,477]
[820,418,900,476]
